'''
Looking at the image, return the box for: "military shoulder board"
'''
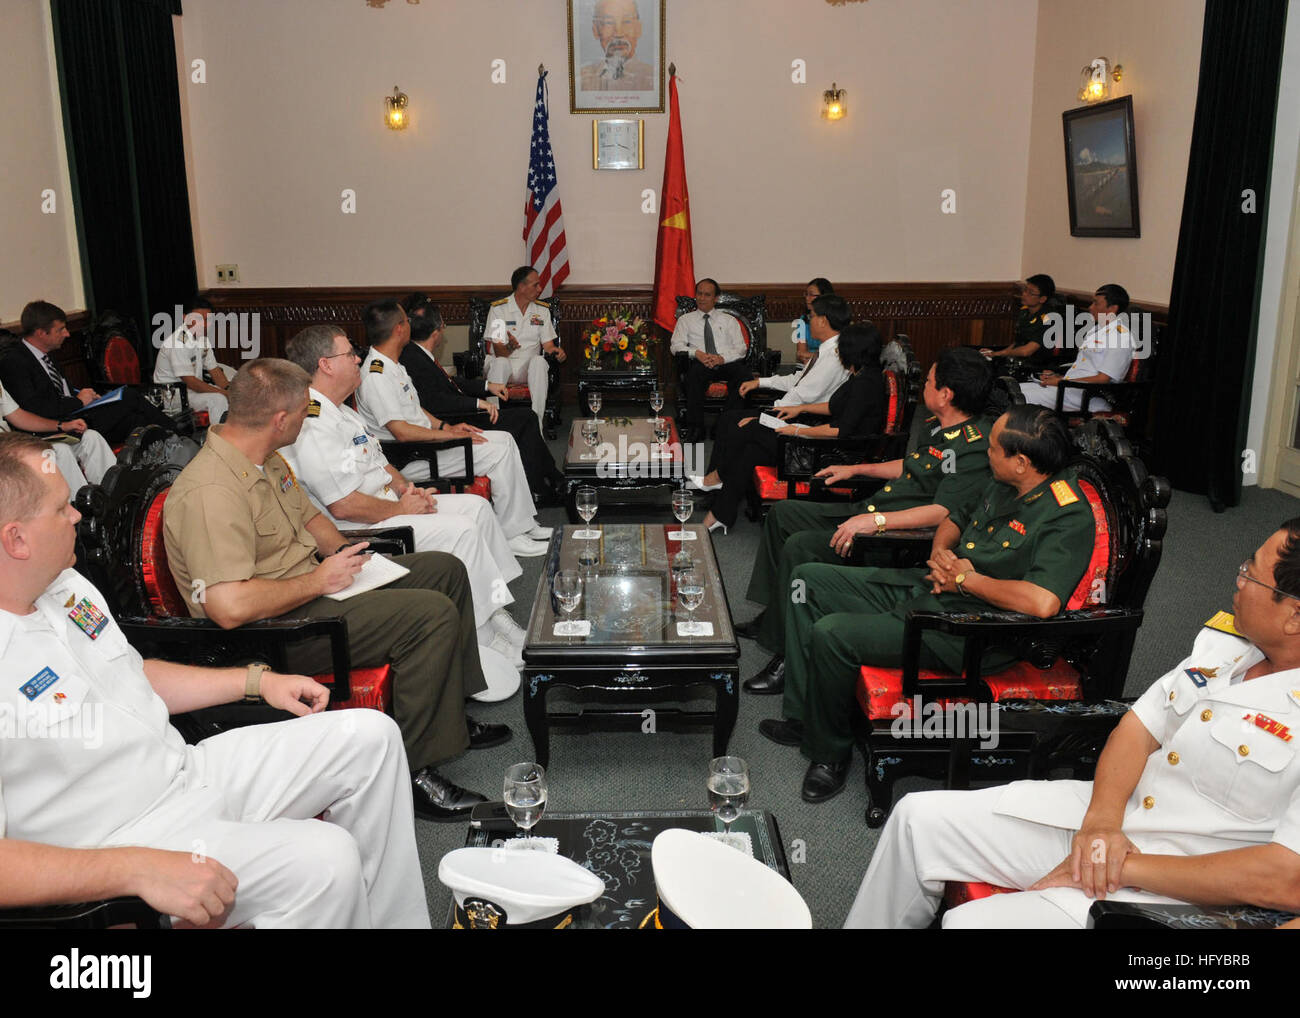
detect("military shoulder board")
[369,360,384,374]
[306,399,322,417]
[1203,610,1242,637]
[964,423,983,443]
[1050,480,1078,507]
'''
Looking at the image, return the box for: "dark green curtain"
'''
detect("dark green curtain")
[51,0,194,347]
[1152,0,1287,510]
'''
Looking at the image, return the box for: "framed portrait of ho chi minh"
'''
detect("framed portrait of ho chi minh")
[1062,95,1141,238]
[568,0,665,114]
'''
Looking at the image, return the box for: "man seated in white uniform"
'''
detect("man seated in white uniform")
[0,378,113,490]
[1020,284,1134,413]
[0,431,428,928]
[282,324,527,672]
[355,299,550,556]
[846,519,1300,929]
[153,296,231,423]
[482,266,566,429]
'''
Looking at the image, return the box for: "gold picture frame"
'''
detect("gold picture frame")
[568,0,665,114]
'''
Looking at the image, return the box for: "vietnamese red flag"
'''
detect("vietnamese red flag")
[652,70,695,333]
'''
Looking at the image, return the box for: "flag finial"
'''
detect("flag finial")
[538,63,546,77]
[669,62,676,76]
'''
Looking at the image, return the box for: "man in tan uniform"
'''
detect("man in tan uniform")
[163,359,510,822]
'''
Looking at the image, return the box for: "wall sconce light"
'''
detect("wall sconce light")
[385,86,409,130]
[821,82,847,121]
[1077,58,1122,103]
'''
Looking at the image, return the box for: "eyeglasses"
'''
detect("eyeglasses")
[1237,560,1300,600]
[323,348,361,361]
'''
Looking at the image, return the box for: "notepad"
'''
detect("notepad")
[325,554,410,600]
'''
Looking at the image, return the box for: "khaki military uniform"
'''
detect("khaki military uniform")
[746,413,993,652]
[163,426,487,768]
[783,469,1096,764]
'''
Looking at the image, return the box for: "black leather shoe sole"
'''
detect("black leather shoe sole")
[413,798,478,822]
[467,720,512,750]
[801,761,850,804]
[758,718,803,747]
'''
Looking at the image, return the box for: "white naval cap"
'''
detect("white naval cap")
[439,847,605,929]
[650,829,812,929]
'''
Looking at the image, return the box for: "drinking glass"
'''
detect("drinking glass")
[581,418,599,449]
[677,568,705,631]
[649,389,664,415]
[671,490,694,573]
[588,390,603,417]
[652,416,670,447]
[503,762,547,844]
[575,486,598,530]
[707,756,750,844]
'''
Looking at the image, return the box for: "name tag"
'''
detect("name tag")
[352,434,369,445]
[20,667,60,701]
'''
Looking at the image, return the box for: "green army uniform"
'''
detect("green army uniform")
[782,469,1096,764]
[1013,300,1063,370]
[163,426,487,769]
[745,412,993,653]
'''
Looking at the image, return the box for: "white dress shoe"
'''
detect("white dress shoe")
[527,524,554,540]
[508,535,550,557]
[707,519,728,535]
[686,474,723,492]
[473,642,521,701]
[491,609,527,647]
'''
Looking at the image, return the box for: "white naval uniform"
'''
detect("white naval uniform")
[0,569,429,929]
[153,324,229,421]
[355,349,538,540]
[845,627,1300,929]
[281,387,522,628]
[1020,317,1134,413]
[482,296,556,424]
[0,382,114,488]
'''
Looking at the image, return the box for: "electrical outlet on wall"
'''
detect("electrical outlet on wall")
[215,264,240,283]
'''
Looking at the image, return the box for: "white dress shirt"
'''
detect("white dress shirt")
[669,309,748,363]
[756,333,849,407]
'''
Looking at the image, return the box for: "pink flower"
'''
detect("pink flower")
[623,350,633,362]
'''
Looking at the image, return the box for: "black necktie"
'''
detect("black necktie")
[42,355,69,396]
[702,314,717,356]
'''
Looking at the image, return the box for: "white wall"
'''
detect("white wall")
[175,0,1039,289]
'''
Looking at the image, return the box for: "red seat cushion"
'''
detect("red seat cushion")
[752,464,853,501]
[856,658,1084,721]
[194,410,211,428]
[943,882,1015,910]
[320,665,392,712]
[1065,479,1109,611]
[140,489,190,617]
[705,381,729,399]
[882,370,901,432]
[505,383,532,402]
[104,336,142,385]
[463,476,492,501]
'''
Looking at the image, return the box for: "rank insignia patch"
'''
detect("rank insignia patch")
[68,598,108,639]
[369,360,384,373]
[306,400,321,417]
[1184,667,1208,688]
[1203,611,1242,637]
[964,424,983,443]
[944,428,962,441]
[1050,480,1078,507]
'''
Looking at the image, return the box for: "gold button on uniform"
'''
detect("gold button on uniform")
[867,505,875,513]
[1142,796,1155,809]
[987,526,994,533]
[1201,709,1213,722]
[966,542,975,550]
[1002,541,1009,548]
[1167,752,1179,765]
[883,486,892,492]
[1238,745,1250,757]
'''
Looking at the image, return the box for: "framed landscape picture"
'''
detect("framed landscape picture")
[1062,95,1141,237]
[568,0,665,114]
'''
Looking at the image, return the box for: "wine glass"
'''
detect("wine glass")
[708,756,750,846]
[649,389,664,415]
[503,762,547,844]
[588,390,603,418]
[575,485,598,537]
[671,490,694,572]
[652,416,670,447]
[553,569,582,639]
[677,567,705,633]
[581,418,599,450]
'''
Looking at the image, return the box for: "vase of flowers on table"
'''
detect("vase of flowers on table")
[584,307,658,371]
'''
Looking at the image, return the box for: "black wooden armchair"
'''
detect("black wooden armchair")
[672,293,776,431]
[454,296,563,439]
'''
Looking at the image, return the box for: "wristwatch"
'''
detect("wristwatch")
[873,512,888,535]
[954,572,969,595]
[243,662,270,703]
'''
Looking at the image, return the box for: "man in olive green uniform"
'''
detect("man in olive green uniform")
[761,406,1096,803]
[164,359,510,822]
[742,348,995,693]
[979,273,1063,372]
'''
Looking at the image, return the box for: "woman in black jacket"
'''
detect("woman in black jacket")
[700,323,886,533]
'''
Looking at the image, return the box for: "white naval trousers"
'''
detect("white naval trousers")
[105,709,430,929]
[843,786,1183,929]
[187,390,229,423]
[61,430,116,485]
[486,352,550,427]
[337,493,521,627]
[400,430,538,540]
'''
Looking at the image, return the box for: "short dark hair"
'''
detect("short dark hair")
[20,301,67,337]
[933,347,994,415]
[1272,517,1300,600]
[511,266,538,291]
[284,324,347,377]
[695,278,720,297]
[402,292,431,316]
[184,294,214,314]
[811,294,851,333]
[410,307,445,343]
[997,404,1072,475]
[1095,283,1130,314]
[807,277,834,297]
[835,322,882,372]
[1026,274,1055,299]
[362,299,406,347]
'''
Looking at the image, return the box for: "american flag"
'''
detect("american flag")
[524,72,569,299]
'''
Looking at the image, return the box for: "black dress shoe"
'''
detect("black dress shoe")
[742,654,785,694]
[733,612,766,640]
[801,760,850,804]
[466,716,512,749]
[758,717,803,747]
[411,768,486,821]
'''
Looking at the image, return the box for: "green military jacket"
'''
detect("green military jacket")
[856,412,992,517]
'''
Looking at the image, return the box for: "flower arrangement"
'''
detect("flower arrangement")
[583,307,657,370]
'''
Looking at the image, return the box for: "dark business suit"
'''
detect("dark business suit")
[399,343,563,500]
[0,342,178,445]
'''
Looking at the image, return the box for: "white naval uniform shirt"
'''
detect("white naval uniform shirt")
[1063,317,1134,388]
[153,324,219,386]
[756,333,849,407]
[669,309,748,363]
[0,569,188,848]
[995,628,1300,858]
[281,388,401,525]
[482,297,557,360]
[355,349,429,442]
